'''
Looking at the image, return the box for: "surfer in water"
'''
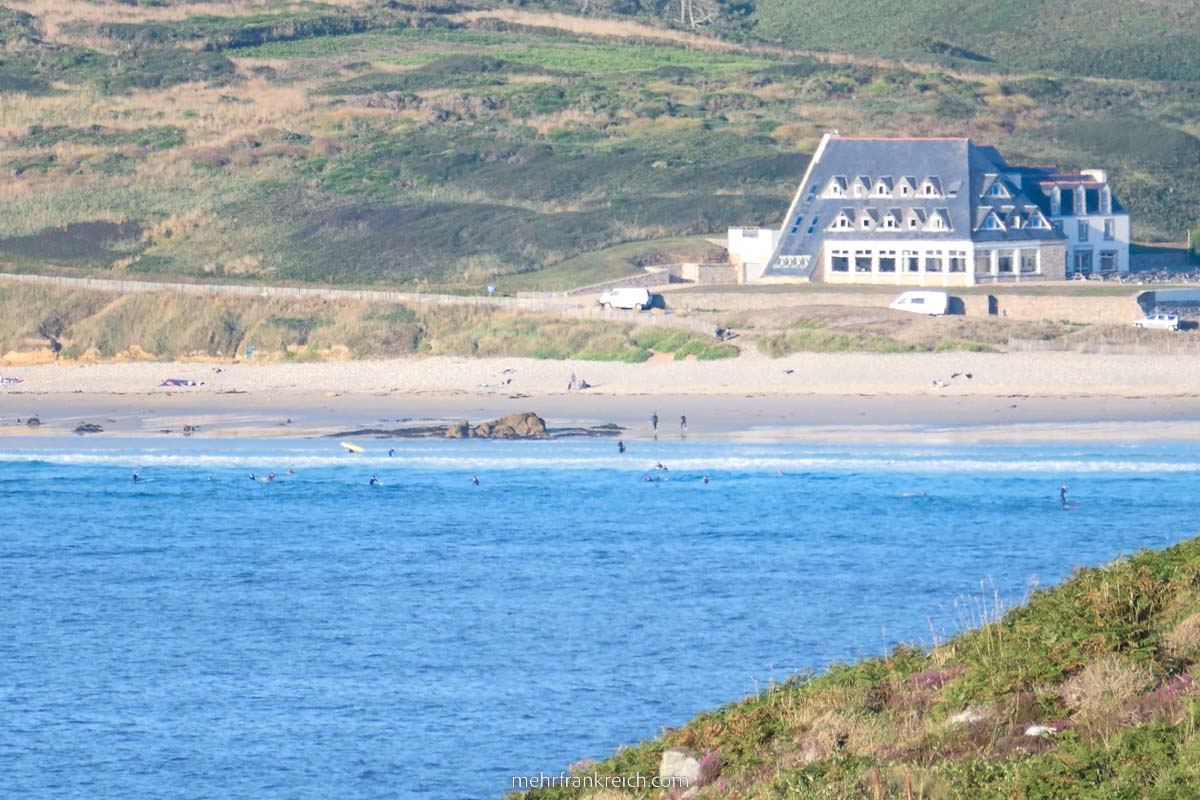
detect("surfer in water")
[248,473,256,481]
[132,471,140,483]
[369,475,380,486]
[1060,484,1076,509]
[388,448,396,458]
[471,476,480,486]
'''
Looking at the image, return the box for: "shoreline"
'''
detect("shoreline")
[3,353,1200,442]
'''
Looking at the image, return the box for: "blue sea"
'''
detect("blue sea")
[2,435,1198,799]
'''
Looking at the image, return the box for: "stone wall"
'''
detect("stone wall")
[668,288,1145,324]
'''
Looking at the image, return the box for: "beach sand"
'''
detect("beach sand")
[1,351,1198,442]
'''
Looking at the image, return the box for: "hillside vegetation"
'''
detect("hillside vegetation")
[520,535,1200,799]
[0,284,736,363]
[0,0,1196,291]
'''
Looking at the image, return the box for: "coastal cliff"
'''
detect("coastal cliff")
[521,536,1200,799]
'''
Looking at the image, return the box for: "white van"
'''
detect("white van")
[889,290,949,316]
[598,287,652,311]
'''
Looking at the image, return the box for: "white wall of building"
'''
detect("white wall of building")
[727,227,781,283]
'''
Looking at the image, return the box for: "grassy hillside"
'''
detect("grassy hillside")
[0,1,1196,291]
[745,0,1200,82]
[520,535,1200,799]
[0,283,736,363]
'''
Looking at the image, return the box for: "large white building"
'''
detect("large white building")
[728,133,1130,285]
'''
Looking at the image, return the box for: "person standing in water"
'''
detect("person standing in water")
[132,471,140,483]
[680,415,687,436]
[650,412,658,434]
[1060,484,1069,509]
[618,440,626,454]
[370,475,380,486]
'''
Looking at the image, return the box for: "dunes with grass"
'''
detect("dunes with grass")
[0,283,735,364]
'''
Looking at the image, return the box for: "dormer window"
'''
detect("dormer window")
[852,176,870,198]
[919,178,941,198]
[872,177,894,198]
[830,210,854,230]
[926,210,951,232]
[823,177,848,198]
[1029,212,1049,230]
[881,212,900,230]
[982,213,1004,231]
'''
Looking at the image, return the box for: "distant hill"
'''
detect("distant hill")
[521,534,1200,799]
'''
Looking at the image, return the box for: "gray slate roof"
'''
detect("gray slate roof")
[762,136,1067,279]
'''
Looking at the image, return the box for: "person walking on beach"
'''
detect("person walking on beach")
[680,415,687,436]
[651,412,658,435]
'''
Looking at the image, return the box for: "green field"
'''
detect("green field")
[0,0,1195,292]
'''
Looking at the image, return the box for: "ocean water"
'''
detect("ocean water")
[2,435,1198,799]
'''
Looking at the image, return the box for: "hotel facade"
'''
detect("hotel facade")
[728,134,1130,285]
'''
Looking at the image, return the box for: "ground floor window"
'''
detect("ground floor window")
[1020,249,1038,273]
[975,251,991,273]
[878,251,896,272]
[997,252,1013,273]
[1100,250,1117,271]
[1073,250,1093,274]
[924,250,943,272]
[831,250,850,272]
[854,250,872,273]
[904,251,920,272]
[948,251,966,272]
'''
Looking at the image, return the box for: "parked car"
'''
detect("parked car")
[598,287,652,311]
[888,290,949,316]
[1132,313,1180,331]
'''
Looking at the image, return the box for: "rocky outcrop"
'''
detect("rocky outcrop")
[658,747,702,786]
[73,422,103,434]
[444,412,549,440]
[470,412,548,439]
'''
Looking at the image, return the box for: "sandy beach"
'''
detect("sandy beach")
[1,351,1199,442]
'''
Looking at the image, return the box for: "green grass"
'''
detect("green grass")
[518,534,1200,799]
[747,0,1200,81]
[492,41,768,74]
[494,236,718,293]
